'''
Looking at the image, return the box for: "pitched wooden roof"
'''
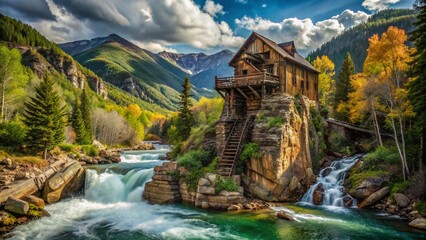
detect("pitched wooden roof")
[229,32,319,73]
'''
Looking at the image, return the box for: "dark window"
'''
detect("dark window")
[266,65,273,74]
[242,69,248,75]
[301,80,305,90]
[264,51,270,59]
[292,65,296,86]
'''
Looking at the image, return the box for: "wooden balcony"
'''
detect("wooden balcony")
[215,72,280,90]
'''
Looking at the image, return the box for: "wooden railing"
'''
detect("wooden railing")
[215,72,279,89]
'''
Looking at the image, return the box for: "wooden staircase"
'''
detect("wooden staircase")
[218,116,254,177]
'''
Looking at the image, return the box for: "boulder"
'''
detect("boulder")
[205,173,218,184]
[197,186,215,195]
[277,211,296,221]
[42,162,84,204]
[21,195,45,209]
[1,158,12,166]
[4,197,29,215]
[227,205,242,211]
[198,178,211,187]
[409,218,426,230]
[313,184,324,205]
[350,176,388,200]
[393,193,410,208]
[358,186,389,208]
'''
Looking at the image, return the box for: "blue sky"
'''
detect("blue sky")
[0,0,416,55]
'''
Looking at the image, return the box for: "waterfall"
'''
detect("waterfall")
[85,168,154,203]
[301,155,361,207]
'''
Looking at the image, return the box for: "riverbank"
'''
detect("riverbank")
[3,149,425,239]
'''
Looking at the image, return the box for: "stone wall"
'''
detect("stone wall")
[143,162,182,204]
[242,95,317,202]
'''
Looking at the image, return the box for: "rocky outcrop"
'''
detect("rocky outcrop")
[179,182,196,204]
[409,218,426,230]
[393,193,410,208]
[42,162,85,204]
[358,186,390,208]
[349,175,388,200]
[195,173,245,210]
[10,44,107,98]
[242,95,317,202]
[4,197,29,215]
[277,211,296,221]
[0,159,69,203]
[143,162,181,204]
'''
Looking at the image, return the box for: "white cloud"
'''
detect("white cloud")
[203,0,224,17]
[235,9,370,55]
[362,0,400,11]
[10,0,244,53]
[236,0,248,4]
[331,9,370,28]
[262,4,267,8]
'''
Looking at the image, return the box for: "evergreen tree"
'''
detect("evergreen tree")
[23,75,66,159]
[408,0,426,164]
[176,76,194,141]
[334,52,355,120]
[80,88,93,144]
[71,98,85,144]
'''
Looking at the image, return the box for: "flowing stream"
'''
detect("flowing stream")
[301,155,361,207]
[7,150,426,240]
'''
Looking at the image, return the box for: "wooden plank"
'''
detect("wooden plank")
[247,85,261,99]
[216,90,225,99]
[236,87,249,99]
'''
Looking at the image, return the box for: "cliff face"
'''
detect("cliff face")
[13,44,107,98]
[242,95,317,202]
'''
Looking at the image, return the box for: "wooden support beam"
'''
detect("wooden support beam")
[236,87,249,99]
[216,90,225,99]
[248,85,261,99]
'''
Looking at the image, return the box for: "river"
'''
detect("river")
[6,147,426,240]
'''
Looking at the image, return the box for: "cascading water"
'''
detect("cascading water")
[301,155,362,207]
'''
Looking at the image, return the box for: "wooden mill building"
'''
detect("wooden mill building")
[215,32,319,118]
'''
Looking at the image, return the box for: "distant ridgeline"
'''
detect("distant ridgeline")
[308,9,417,73]
[0,14,167,114]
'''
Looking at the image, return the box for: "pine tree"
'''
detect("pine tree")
[176,76,194,141]
[334,52,355,120]
[408,0,426,164]
[71,98,85,144]
[80,88,93,144]
[23,75,67,159]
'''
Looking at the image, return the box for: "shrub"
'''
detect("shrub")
[183,157,219,190]
[28,204,43,219]
[177,148,216,170]
[391,180,411,194]
[0,122,26,147]
[414,201,426,215]
[364,146,400,170]
[0,212,16,225]
[81,145,99,157]
[266,117,283,129]
[58,143,78,153]
[214,177,239,193]
[237,143,262,174]
[329,131,351,154]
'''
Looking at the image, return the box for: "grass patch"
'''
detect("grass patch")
[363,146,400,170]
[0,212,16,226]
[346,170,389,190]
[0,150,9,159]
[10,156,47,168]
[81,145,99,157]
[391,180,411,194]
[28,204,43,219]
[214,177,239,193]
[266,116,283,129]
[58,143,79,153]
[414,201,426,215]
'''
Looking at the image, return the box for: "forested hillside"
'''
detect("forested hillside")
[61,34,211,110]
[308,9,416,73]
[0,14,168,148]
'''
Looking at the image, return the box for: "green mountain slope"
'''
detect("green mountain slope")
[0,14,168,114]
[62,34,206,110]
[308,9,416,73]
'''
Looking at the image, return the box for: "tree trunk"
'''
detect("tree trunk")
[1,79,5,123]
[371,99,383,146]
